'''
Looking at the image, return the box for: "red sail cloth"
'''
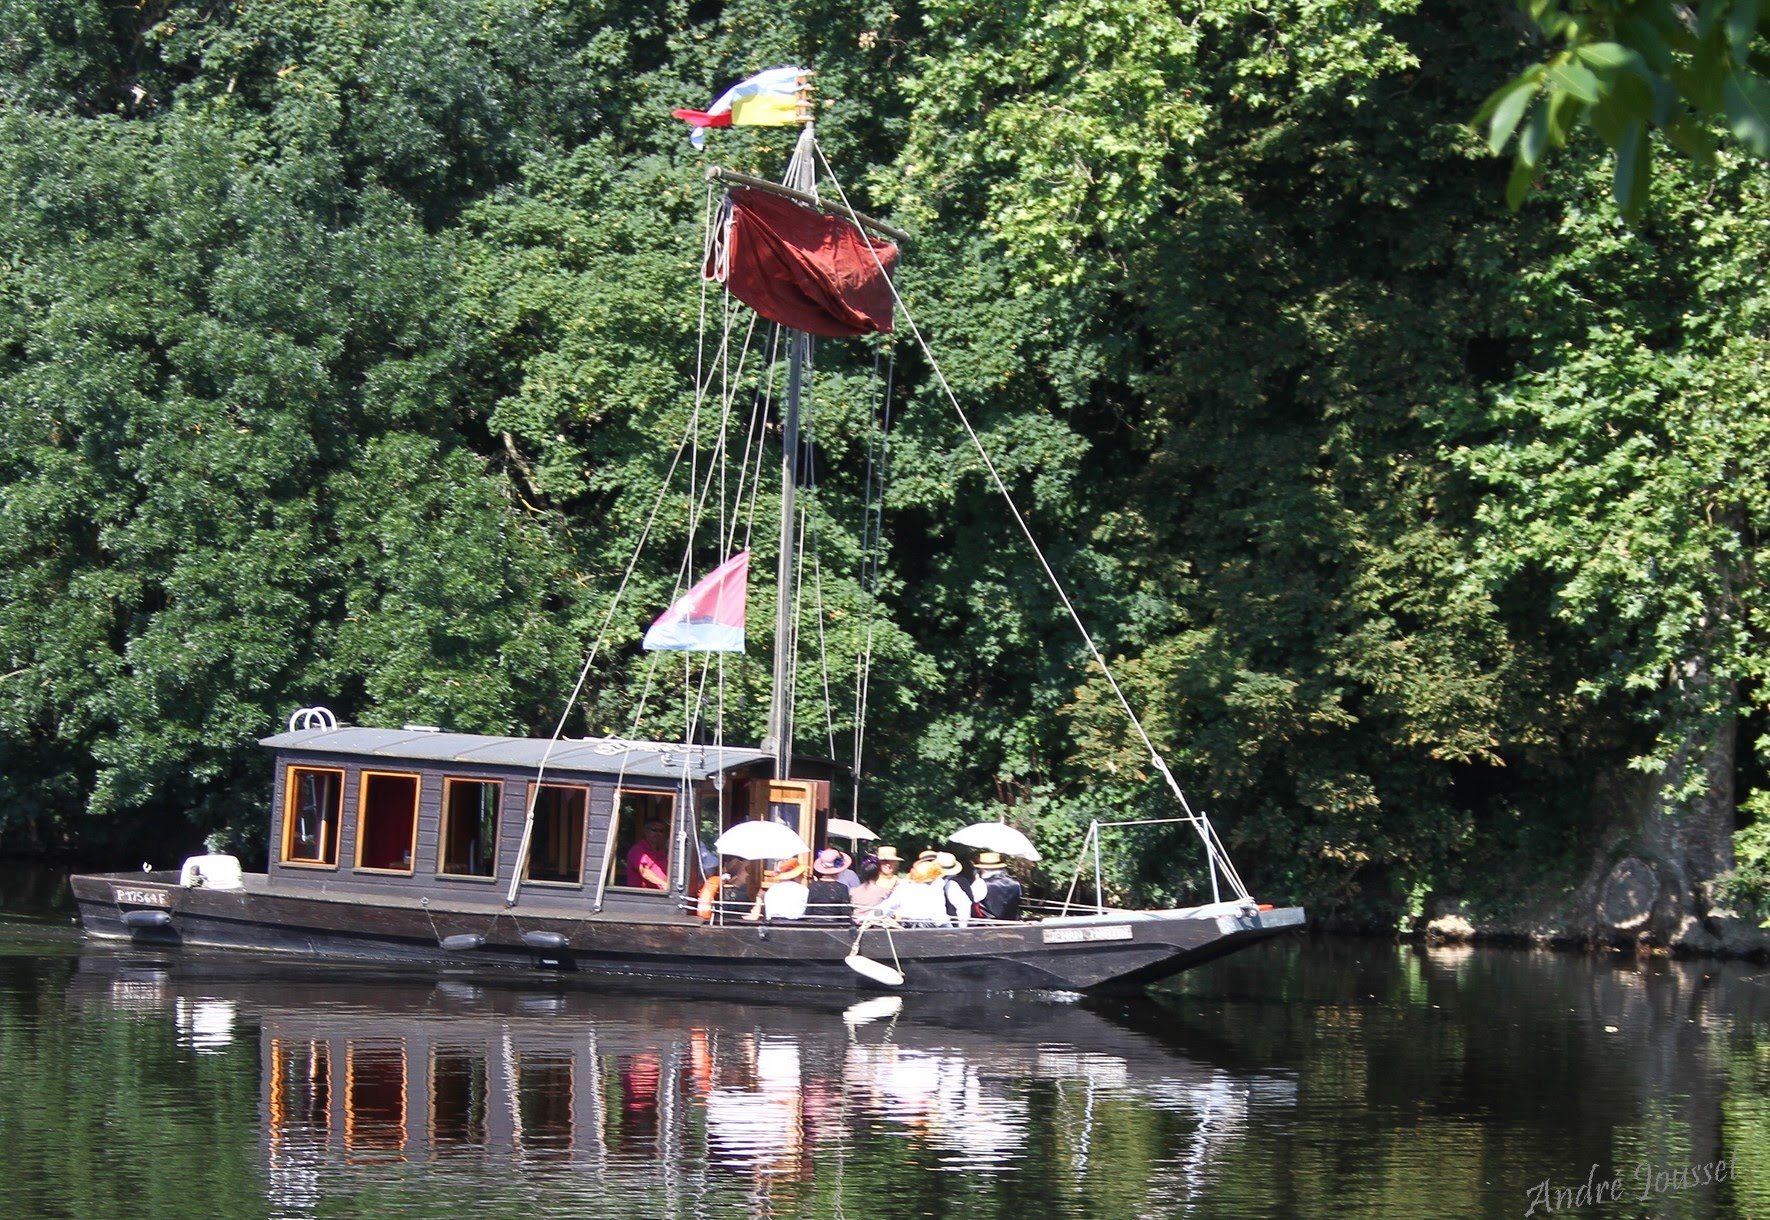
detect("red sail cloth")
[708,188,898,337]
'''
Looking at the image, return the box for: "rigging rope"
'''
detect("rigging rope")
[851,341,895,815]
[813,139,1251,902]
[508,190,765,908]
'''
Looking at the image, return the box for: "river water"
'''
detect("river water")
[2,865,1766,1219]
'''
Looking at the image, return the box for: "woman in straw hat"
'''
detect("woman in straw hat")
[874,845,902,888]
[872,859,951,927]
[750,857,809,921]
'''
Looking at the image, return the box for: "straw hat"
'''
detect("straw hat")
[933,851,961,877]
[907,860,943,884]
[876,845,901,863]
[813,848,851,877]
[770,858,806,883]
[975,851,1008,871]
[916,849,938,863]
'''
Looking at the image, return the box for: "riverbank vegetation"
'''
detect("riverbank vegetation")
[3,0,1768,938]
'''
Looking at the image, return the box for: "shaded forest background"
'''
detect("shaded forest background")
[3,0,1768,932]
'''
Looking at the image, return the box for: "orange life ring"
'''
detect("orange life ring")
[696,876,721,920]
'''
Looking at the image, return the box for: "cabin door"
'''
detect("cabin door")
[752,780,818,860]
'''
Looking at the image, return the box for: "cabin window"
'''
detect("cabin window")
[282,767,344,867]
[607,790,674,892]
[526,784,587,885]
[439,779,501,879]
[356,771,420,874]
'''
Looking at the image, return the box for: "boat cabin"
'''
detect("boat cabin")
[261,724,833,914]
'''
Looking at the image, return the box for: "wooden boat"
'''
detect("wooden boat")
[70,716,1301,993]
[72,74,1303,994]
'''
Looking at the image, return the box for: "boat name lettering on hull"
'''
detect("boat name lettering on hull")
[112,887,170,908]
[1041,925,1133,945]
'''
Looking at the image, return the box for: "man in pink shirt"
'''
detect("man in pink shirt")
[626,819,669,890]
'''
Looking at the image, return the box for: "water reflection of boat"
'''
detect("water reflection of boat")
[65,949,1296,1209]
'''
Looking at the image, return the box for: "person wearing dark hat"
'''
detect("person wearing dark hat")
[807,849,852,921]
[972,852,1022,921]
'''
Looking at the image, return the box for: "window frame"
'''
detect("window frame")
[523,782,589,888]
[353,769,422,876]
[437,777,503,881]
[604,788,676,894]
[280,765,346,869]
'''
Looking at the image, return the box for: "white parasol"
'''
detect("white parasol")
[948,821,1041,862]
[714,820,811,861]
[825,817,878,842]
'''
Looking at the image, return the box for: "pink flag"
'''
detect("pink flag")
[643,551,750,652]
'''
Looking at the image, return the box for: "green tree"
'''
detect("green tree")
[1479,0,1770,216]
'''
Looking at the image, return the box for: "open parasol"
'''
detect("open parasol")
[714,820,811,861]
[947,821,1040,862]
[825,817,877,843]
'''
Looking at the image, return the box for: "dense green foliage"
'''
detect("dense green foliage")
[1479,0,1770,217]
[2,0,1767,924]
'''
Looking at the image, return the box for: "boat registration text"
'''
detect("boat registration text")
[112,886,170,908]
[1042,925,1133,944]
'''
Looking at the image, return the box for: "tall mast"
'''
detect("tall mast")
[763,121,819,780]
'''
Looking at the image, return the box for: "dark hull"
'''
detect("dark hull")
[71,871,1304,995]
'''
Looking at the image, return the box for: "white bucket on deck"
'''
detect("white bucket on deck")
[180,854,243,890]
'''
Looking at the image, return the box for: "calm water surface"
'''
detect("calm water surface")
[3,866,1767,1219]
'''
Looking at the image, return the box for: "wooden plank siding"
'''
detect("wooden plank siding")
[267,748,683,913]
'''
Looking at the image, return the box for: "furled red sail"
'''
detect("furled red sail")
[707,188,898,337]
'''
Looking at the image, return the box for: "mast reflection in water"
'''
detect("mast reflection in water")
[61,952,1292,1217]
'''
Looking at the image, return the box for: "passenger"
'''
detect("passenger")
[873,845,902,893]
[932,851,971,927]
[872,859,951,927]
[807,849,852,920]
[972,852,1023,921]
[626,819,670,890]
[848,856,891,921]
[832,853,861,889]
[718,857,754,909]
[761,858,810,921]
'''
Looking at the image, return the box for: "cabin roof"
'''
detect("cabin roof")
[259,726,769,782]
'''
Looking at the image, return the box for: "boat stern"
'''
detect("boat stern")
[71,871,185,942]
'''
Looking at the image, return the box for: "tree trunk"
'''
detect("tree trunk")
[1584,679,1737,951]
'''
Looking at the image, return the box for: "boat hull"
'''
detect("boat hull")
[71,871,1304,995]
